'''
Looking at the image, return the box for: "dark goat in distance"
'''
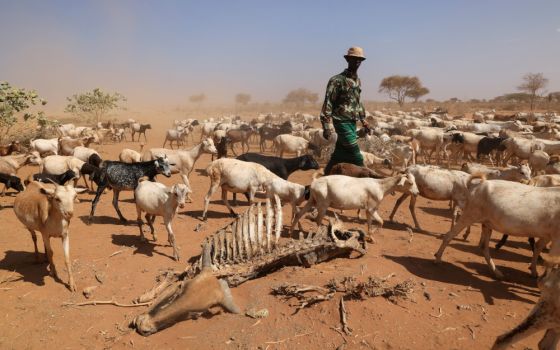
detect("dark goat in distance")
[28,169,77,186]
[212,136,230,161]
[258,121,292,152]
[0,173,25,193]
[132,124,152,142]
[88,157,172,224]
[477,136,507,164]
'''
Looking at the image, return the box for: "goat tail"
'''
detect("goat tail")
[467,173,487,187]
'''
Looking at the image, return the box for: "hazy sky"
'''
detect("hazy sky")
[1,0,559,112]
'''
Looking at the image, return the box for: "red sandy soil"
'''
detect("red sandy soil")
[0,117,544,350]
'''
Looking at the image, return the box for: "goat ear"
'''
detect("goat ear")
[154,160,160,167]
[398,175,407,186]
[40,187,55,197]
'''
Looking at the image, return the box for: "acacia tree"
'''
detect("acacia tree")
[283,88,318,108]
[235,93,251,106]
[379,75,427,106]
[407,86,430,102]
[65,88,126,124]
[0,81,47,141]
[517,73,548,110]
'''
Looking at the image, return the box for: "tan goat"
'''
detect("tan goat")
[13,181,86,291]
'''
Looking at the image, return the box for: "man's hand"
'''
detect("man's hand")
[361,121,371,135]
[323,128,331,140]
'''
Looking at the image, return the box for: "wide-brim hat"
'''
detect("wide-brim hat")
[344,46,366,60]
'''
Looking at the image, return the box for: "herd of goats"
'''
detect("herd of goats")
[3,109,560,348]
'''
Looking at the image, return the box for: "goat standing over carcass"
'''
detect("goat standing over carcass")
[88,156,172,224]
[290,172,419,241]
[134,178,191,260]
[435,175,560,279]
[201,158,279,220]
[13,181,86,291]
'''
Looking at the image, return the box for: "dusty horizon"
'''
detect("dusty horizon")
[1,1,559,115]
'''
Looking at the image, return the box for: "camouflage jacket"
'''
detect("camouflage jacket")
[319,69,365,126]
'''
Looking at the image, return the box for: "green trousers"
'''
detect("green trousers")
[324,120,364,174]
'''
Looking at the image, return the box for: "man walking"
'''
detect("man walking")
[320,47,370,174]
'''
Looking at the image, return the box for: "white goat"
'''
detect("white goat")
[435,175,560,278]
[389,165,470,231]
[30,138,59,156]
[290,173,419,241]
[202,158,278,220]
[134,178,191,261]
[274,134,314,157]
[119,144,145,163]
[143,138,217,189]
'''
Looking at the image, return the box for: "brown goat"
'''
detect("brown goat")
[329,162,384,179]
[0,141,21,156]
[58,136,95,156]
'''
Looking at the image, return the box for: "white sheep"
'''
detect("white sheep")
[134,179,191,261]
[290,173,419,241]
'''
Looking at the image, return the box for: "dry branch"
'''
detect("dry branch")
[62,299,152,308]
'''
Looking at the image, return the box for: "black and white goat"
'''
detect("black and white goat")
[88,156,172,224]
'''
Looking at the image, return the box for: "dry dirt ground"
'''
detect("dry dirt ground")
[0,116,545,350]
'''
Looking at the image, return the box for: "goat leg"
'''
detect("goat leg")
[256,202,263,254]
[112,190,127,223]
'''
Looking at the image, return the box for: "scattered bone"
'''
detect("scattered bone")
[339,297,352,335]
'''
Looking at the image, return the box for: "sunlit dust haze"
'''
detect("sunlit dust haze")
[1,0,559,115]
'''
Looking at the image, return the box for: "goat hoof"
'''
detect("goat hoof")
[493,270,505,280]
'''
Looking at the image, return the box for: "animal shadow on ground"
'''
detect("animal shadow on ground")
[0,250,54,287]
[78,215,136,226]
[418,206,453,218]
[383,255,538,305]
[448,241,532,264]
[111,234,175,260]
[187,210,241,220]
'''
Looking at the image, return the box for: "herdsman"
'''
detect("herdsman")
[320,47,370,174]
